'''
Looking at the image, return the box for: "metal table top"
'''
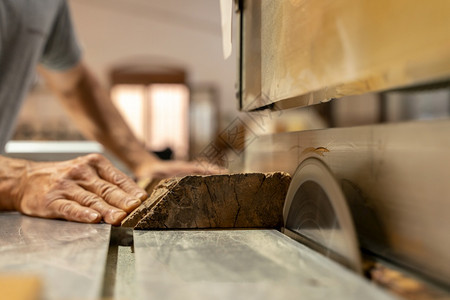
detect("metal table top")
[0,213,397,300]
[0,212,111,300]
[134,230,397,300]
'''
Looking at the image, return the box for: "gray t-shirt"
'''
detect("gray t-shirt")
[0,0,81,151]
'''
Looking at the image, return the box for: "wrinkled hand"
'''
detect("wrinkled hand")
[133,159,227,181]
[15,154,147,225]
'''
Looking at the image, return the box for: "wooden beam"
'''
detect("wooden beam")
[122,172,291,229]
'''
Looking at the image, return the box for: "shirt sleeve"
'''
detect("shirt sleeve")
[39,1,82,71]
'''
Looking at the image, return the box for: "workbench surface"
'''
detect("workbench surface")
[0,213,397,300]
[0,212,110,300]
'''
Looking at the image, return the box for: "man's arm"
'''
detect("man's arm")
[37,61,159,177]
[37,61,216,179]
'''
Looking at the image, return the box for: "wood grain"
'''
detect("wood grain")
[122,172,291,229]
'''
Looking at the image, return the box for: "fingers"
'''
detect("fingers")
[193,160,228,175]
[189,162,228,175]
[19,154,147,225]
[78,178,141,213]
[60,154,146,224]
[46,199,102,223]
[52,180,129,225]
[69,186,127,225]
[85,154,147,200]
[148,160,228,178]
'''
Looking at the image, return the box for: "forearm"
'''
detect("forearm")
[0,155,26,211]
[38,62,159,175]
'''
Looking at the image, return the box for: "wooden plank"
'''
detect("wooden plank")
[133,230,396,300]
[122,172,291,229]
[240,0,450,110]
[0,212,111,300]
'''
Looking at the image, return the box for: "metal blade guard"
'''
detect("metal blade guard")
[283,158,362,273]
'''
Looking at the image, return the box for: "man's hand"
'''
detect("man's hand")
[13,154,147,225]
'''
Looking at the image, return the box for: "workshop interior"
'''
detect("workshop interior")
[1,0,450,299]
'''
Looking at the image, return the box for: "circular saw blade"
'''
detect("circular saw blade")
[283,158,362,273]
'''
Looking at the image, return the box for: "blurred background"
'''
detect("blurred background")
[11,0,237,163]
[9,0,450,170]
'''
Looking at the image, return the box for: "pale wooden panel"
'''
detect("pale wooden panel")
[241,0,450,110]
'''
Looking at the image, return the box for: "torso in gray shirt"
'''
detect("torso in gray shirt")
[0,0,81,151]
